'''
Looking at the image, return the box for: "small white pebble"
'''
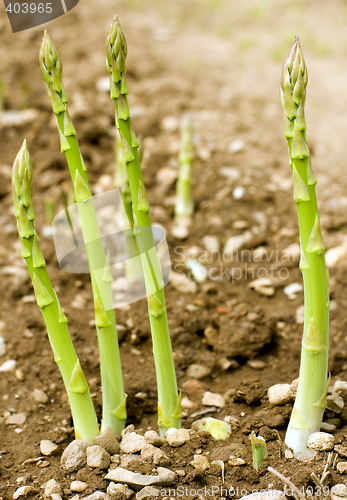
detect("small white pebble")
[13,486,34,499]
[70,480,88,492]
[0,359,16,372]
[228,139,244,154]
[33,388,48,403]
[233,186,245,200]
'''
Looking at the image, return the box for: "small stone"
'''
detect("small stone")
[249,278,275,297]
[0,337,6,357]
[224,232,252,255]
[307,432,334,451]
[337,462,347,474]
[267,384,291,405]
[233,186,245,200]
[120,454,144,468]
[219,166,241,180]
[0,109,38,128]
[204,326,218,347]
[181,396,196,409]
[6,413,26,425]
[284,449,294,459]
[228,456,246,466]
[33,389,48,403]
[13,486,34,499]
[331,484,347,499]
[94,426,120,454]
[0,359,16,372]
[181,379,205,396]
[15,369,24,381]
[202,236,220,253]
[153,448,169,466]
[44,479,62,497]
[86,445,110,469]
[105,468,176,489]
[136,486,160,500]
[61,440,92,472]
[40,440,58,456]
[121,424,135,438]
[140,443,156,459]
[326,393,344,413]
[284,283,303,300]
[170,272,197,294]
[287,378,299,399]
[120,432,147,454]
[144,430,164,447]
[228,139,244,154]
[247,360,266,370]
[333,381,347,393]
[84,492,109,500]
[156,167,178,186]
[165,428,190,447]
[107,483,134,499]
[186,364,211,379]
[320,422,337,432]
[170,224,189,240]
[202,391,225,407]
[70,481,88,492]
[295,305,305,324]
[190,454,210,472]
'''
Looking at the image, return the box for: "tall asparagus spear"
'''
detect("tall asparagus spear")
[281,36,329,455]
[106,17,181,435]
[12,140,99,442]
[39,32,127,436]
[175,113,194,224]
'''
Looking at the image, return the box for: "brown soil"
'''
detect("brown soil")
[2,0,347,498]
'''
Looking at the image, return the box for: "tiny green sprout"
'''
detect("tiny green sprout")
[200,418,232,440]
[251,432,267,470]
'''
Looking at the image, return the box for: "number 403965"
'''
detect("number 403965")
[6,3,53,14]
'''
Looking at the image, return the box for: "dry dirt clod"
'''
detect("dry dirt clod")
[107,483,134,499]
[94,427,120,455]
[84,492,110,500]
[86,445,110,469]
[165,428,190,447]
[307,432,334,451]
[228,456,246,466]
[61,440,92,472]
[181,396,196,409]
[202,391,225,407]
[40,440,58,456]
[120,432,147,454]
[337,462,347,474]
[12,486,34,499]
[70,481,88,492]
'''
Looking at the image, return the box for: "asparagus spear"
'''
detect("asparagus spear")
[175,113,194,224]
[281,36,329,455]
[12,140,99,442]
[39,32,127,436]
[106,16,181,435]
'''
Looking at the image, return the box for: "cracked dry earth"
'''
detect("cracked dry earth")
[3,0,347,498]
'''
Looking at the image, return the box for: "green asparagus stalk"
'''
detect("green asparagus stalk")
[40,32,127,436]
[175,113,194,223]
[106,17,181,435]
[12,140,99,442]
[115,128,134,231]
[281,36,329,455]
[251,432,267,470]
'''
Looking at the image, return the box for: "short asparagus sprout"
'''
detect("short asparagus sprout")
[12,140,99,442]
[251,432,267,470]
[106,16,181,435]
[175,113,194,225]
[39,31,126,436]
[280,36,329,456]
